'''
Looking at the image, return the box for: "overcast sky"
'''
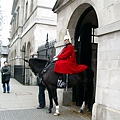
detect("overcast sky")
[0,0,13,46]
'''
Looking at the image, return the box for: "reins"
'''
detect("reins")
[39,61,51,77]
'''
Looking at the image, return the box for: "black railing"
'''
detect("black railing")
[20,43,26,85]
[14,65,23,84]
[38,33,56,61]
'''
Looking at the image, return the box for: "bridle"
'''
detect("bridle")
[38,61,52,77]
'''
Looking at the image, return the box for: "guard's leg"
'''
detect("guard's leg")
[62,74,69,91]
[38,82,45,108]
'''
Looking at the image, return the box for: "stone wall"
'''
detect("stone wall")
[53,0,120,120]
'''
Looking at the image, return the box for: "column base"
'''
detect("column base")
[92,103,120,120]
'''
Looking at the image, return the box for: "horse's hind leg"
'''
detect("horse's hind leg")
[86,79,93,112]
[78,101,85,113]
[78,79,90,113]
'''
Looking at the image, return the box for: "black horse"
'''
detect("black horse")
[27,58,94,115]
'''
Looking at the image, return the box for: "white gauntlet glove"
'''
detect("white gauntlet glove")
[53,57,58,61]
[53,56,57,59]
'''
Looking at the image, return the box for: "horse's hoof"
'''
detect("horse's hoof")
[46,109,52,114]
[54,112,60,116]
[78,109,83,113]
[86,108,90,112]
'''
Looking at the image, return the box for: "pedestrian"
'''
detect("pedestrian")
[1,61,11,93]
[37,76,45,109]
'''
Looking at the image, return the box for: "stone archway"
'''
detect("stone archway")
[67,4,98,110]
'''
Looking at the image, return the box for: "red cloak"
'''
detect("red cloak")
[54,43,88,74]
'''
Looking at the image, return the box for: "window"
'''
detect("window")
[25,1,28,21]
[30,0,33,13]
[16,7,19,28]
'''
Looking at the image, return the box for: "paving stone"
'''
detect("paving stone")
[0,108,88,120]
[0,75,91,120]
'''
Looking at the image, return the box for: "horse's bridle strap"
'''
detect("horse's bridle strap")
[39,62,51,77]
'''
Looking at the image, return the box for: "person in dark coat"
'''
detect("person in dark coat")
[37,76,45,109]
[53,35,88,74]
[1,61,11,93]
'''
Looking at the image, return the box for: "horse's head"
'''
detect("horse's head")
[28,58,48,76]
[29,64,38,76]
[22,58,37,75]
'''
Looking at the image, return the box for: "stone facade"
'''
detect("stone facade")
[53,0,120,120]
[8,0,57,85]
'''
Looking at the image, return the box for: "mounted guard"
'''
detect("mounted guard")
[53,32,88,83]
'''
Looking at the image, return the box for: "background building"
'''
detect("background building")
[8,0,57,85]
[0,45,9,67]
[8,0,120,119]
[0,0,9,67]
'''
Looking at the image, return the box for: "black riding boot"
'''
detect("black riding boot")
[62,74,66,83]
[57,74,66,88]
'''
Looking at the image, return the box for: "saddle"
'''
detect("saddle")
[39,62,69,89]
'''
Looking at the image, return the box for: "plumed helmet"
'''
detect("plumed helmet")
[64,35,69,40]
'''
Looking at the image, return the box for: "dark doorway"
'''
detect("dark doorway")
[72,6,98,107]
[73,23,92,106]
[76,23,92,66]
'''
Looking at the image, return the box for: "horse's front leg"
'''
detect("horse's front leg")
[51,87,60,116]
[78,101,85,113]
[54,105,60,116]
[46,91,53,113]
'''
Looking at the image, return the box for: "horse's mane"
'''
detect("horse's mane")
[29,58,49,70]
[30,58,48,62]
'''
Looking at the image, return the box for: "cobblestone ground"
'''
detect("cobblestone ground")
[0,107,91,120]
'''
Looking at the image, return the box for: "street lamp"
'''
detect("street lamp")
[45,33,50,60]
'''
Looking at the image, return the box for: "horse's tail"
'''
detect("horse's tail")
[86,67,94,79]
[87,67,95,105]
